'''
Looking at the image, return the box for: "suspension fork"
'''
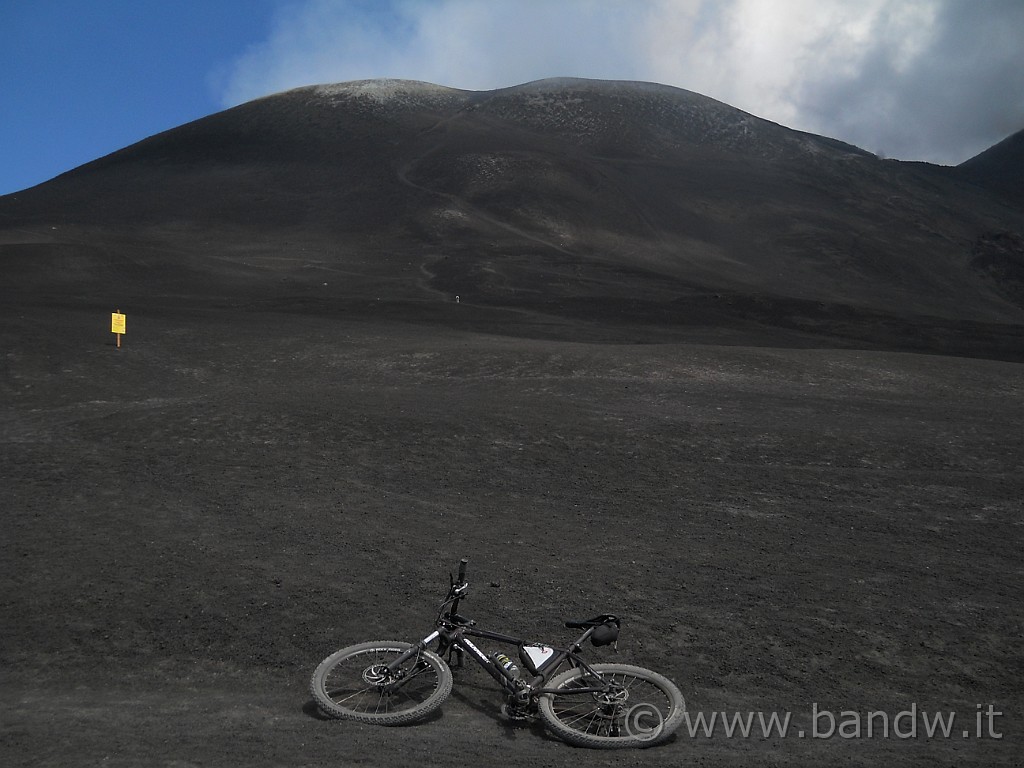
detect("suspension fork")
[377,628,445,690]
[435,628,465,667]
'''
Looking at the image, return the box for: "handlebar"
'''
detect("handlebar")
[449,557,469,619]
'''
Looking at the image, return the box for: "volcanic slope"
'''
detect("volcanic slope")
[2,78,1022,358]
[3,80,1024,767]
[959,126,1024,204]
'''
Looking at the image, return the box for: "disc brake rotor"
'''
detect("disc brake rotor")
[594,685,629,710]
[362,664,392,685]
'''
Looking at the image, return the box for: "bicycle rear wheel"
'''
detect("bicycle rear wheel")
[310,640,452,725]
[538,663,684,748]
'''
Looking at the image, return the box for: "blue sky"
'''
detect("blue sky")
[1,1,281,195]
[2,0,1023,196]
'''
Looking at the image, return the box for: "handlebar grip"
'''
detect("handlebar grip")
[457,558,468,583]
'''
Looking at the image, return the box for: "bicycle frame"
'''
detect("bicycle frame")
[435,621,608,695]
[380,559,611,700]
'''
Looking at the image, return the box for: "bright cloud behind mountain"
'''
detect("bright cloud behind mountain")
[219,0,1024,166]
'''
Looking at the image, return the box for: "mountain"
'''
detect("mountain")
[957,127,1024,203]
[1,77,1022,358]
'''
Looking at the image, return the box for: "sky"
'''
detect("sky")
[2,0,1023,196]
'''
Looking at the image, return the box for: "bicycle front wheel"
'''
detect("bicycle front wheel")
[310,640,452,725]
[538,663,684,748]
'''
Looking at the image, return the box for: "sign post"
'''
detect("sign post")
[111,310,126,348]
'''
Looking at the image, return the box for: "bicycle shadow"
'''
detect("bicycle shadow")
[446,673,557,744]
[302,684,678,748]
[301,698,445,725]
[445,666,681,749]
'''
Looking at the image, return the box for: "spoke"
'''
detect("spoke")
[553,673,637,739]
[313,644,449,723]
[333,685,377,706]
[402,664,435,685]
[559,707,596,727]
[329,651,439,714]
[543,668,678,742]
[560,702,611,735]
[585,709,604,735]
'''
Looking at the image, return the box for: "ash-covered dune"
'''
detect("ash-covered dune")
[1,78,1022,358]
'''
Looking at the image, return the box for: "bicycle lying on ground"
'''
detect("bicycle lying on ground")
[310,558,684,748]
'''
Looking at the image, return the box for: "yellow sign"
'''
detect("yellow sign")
[111,312,126,334]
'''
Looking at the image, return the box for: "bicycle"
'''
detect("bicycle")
[310,558,685,748]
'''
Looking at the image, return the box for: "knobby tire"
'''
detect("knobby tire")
[310,640,452,725]
[538,663,684,748]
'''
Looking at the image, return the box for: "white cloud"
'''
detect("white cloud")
[630,1,944,138]
[219,0,1024,164]
[220,0,644,103]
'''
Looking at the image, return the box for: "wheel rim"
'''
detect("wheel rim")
[321,647,442,718]
[549,671,671,741]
